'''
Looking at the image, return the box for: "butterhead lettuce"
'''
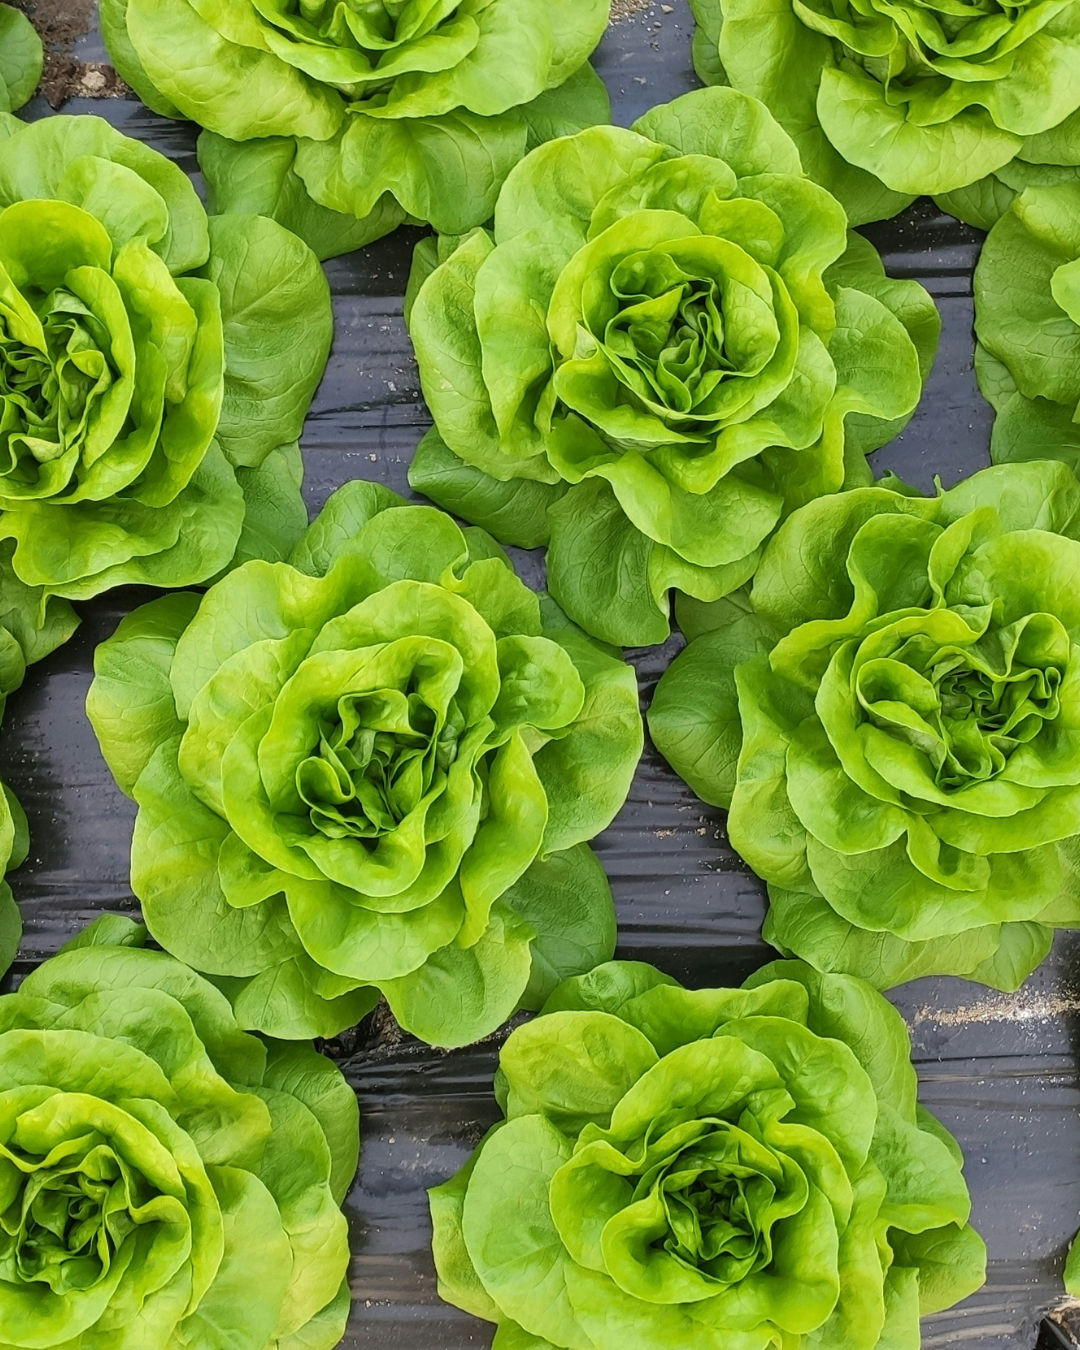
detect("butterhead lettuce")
[407,87,938,648]
[87,483,642,1047]
[0,4,42,113]
[0,914,356,1349]
[431,959,986,1348]
[101,0,612,262]
[689,0,1080,230]
[0,114,332,603]
[650,460,1080,991]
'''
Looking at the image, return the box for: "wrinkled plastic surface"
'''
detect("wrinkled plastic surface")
[5,3,1080,1346]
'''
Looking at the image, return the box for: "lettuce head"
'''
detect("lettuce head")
[87,483,643,1047]
[0,114,332,603]
[431,958,986,1348]
[101,0,613,261]
[689,0,1080,230]
[406,87,938,648]
[0,914,356,1349]
[650,460,1080,991]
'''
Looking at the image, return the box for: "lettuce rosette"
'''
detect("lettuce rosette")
[0,914,356,1350]
[87,483,642,1047]
[975,182,1080,469]
[689,0,1080,230]
[0,114,332,603]
[407,87,938,648]
[0,4,42,114]
[649,460,1080,991]
[101,0,612,262]
[432,959,986,1349]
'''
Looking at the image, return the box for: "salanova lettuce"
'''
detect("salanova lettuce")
[87,483,642,1047]
[0,914,356,1350]
[975,183,1080,468]
[0,4,42,113]
[101,0,611,263]
[407,87,938,649]
[650,460,1080,992]
[688,0,1080,231]
[0,114,331,603]
[432,958,986,1349]
[0,555,79,976]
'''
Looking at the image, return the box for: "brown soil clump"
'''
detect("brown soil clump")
[11,0,129,107]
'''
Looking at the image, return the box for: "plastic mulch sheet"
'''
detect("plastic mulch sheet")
[5,2,1080,1346]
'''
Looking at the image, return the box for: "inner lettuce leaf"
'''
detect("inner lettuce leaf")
[650,459,1080,991]
[688,0,1080,229]
[100,0,613,261]
[406,86,939,648]
[0,115,332,602]
[86,483,643,1047]
[0,4,42,113]
[431,958,986,1348]
[0,913,357,1350]
[974,181,1080,470]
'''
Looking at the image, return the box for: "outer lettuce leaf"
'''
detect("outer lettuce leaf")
[975,181,1080,470]
[87,485,642,1046]
[0,4,42,113]
[0,541,80,976]
[0,115,331,603]
[407,87,936,647]
[0,915,356,1348]
[103,0,612,259]
[650,460,1080,990]
[430,958,985,1347]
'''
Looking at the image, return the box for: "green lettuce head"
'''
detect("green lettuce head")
[0,914,356,1350]
[0,114,332,603]
[689,0,1080,231]
[431,958,986,1349]
[406,87,938,648]
[0,4,42,113]
[975,182,1080,469]
[650,460,1080,991]
[87,483,642,1047]
[101,0,612,262]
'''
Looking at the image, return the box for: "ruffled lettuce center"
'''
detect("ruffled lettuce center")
[852,614,1065,792]
[553,1104,815,1309]
[550,209,796,450]
[0,286,122,483]
[794,0,1050,89]
[604,253,761,417]
[248,0,479,99]
[622,1120,789,1285]
[0,1138,156,1294]
[295,678,466,843]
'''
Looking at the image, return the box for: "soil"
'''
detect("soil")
[610,0,655,20]
[11,0,129,107]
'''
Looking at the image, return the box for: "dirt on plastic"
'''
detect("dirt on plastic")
[12,0,127,106]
